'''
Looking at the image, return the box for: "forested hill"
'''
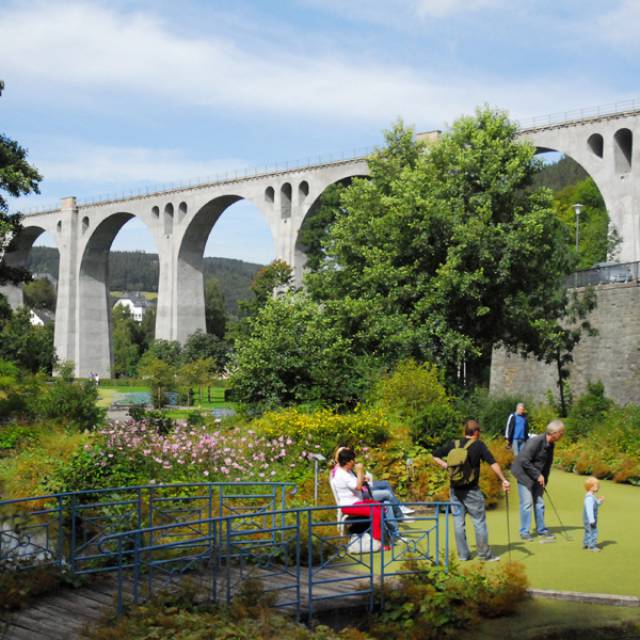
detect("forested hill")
[27,247,263,316]
[532,155,588,191]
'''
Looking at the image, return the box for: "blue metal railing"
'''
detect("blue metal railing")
[1,485,451,619]
[98,501,452,620]
[0,481,295,573]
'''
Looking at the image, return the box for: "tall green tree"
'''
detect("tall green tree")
[1,84,42,286]
[23,277,56,311]
[204,275,227,338]
[112,305,141,377]
[230,293,364,412]
[0,307,56,374]
[307,110,575,383]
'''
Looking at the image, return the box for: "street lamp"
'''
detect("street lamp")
[307,453,326,505]
[572,203,584,286]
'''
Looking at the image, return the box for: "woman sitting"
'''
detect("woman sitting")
[332,446,414,519]
[332,448,400,547]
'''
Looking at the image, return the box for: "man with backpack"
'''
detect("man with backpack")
[432,420,510,562]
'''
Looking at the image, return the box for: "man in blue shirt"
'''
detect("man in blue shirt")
[505,402,529,455]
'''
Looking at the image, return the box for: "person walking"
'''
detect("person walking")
[505,402,529,455]
[510,420,565,542]
[432,420,510,562]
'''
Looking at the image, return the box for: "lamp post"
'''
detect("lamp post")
[572,203,584,287]
[307,453,326,505]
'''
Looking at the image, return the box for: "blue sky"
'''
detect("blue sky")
[2,0,639,263]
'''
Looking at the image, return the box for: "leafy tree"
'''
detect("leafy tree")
[0,307,56,374]
[178,358,215,404]
[23,277,56,311]
[307,110,575,384]
[204,275,227,338]
[554,177,613,269]
[182,329,229,373]
[250,259,293,309]
[112,305,141,377]
[230,293,364,412]
[1,84,42,285]
[139,339,182,366]
[137,355,176,408]
[297,182,346,271]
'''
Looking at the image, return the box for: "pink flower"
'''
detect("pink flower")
[203,470,209,477]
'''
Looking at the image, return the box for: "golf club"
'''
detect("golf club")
[544,487,573,541]
[505,490,512,562]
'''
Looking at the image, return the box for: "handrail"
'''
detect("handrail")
[0,480,297,508]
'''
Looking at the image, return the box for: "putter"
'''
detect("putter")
[505,490,512,562]
[544,487,573,541]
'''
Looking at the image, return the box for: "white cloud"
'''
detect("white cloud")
[414,0,501,18]
[0,1,604,127]
[595,1,640,49]
[35,139,247,185]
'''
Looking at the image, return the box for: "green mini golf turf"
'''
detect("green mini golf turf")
[449,469,640,596]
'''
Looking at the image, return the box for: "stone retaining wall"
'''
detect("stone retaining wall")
[490,282,640,405]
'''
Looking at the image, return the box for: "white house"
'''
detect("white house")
[29,308,54,327]
[113,292,151,322]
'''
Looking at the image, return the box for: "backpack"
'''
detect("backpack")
[446,439,477,488]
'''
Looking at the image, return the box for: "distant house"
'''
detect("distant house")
[29,308,55,327]
[113,292,151,322]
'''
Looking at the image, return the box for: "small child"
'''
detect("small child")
[583,476,605,552]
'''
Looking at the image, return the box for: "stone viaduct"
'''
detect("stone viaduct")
[3,104,640,378]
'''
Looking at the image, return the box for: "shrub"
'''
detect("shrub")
[38,363,106,429]
[251,406,389,459]
[371,360,460,447]
[370,559,528,639]
[566,381,613,441]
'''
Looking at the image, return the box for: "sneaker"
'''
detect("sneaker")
[481,555,501,563]
[383,545,392,552]
[393,535,410,545]
[589,546,601,553]
[400,506,415,515]
[521,534,534,542]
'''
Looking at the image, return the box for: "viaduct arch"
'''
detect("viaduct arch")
[4,107,640,377]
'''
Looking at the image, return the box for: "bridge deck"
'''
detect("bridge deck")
[0,565,372,639]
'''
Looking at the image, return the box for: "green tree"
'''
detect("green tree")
[1,83,42,285]
[140,339,182,366]
[0,307,56,374]
[307,110,574,383]
[297,182,346,271]
[230,293,363,412]
[112,305,141,377]
[554,177,613,269]
[23,277,56,311]
[182,329,229,373]
[204,275,227,338]
[138,355,176,408]
[178,357,214,404]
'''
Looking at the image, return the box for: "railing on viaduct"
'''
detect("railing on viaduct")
[0,481,451,620]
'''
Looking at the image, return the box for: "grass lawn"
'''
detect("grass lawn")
[462,597,640,639]
[446,468,640,596]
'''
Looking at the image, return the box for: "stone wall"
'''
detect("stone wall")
[490,282,640,405]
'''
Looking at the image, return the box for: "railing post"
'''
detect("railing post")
[70,494,77,573]
[225,518,232,605]
[148,487,155,597]
[116,538,124,616]
[295,511,301,622]
[435,504,440,566]
[56,495,64,566]
[307,508,314,622]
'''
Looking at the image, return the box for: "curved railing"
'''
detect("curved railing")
[96,501,452,619]
[0,481,296,573]
[0,484,451,619]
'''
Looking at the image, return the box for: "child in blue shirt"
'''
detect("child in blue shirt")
[583,476,605,552]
